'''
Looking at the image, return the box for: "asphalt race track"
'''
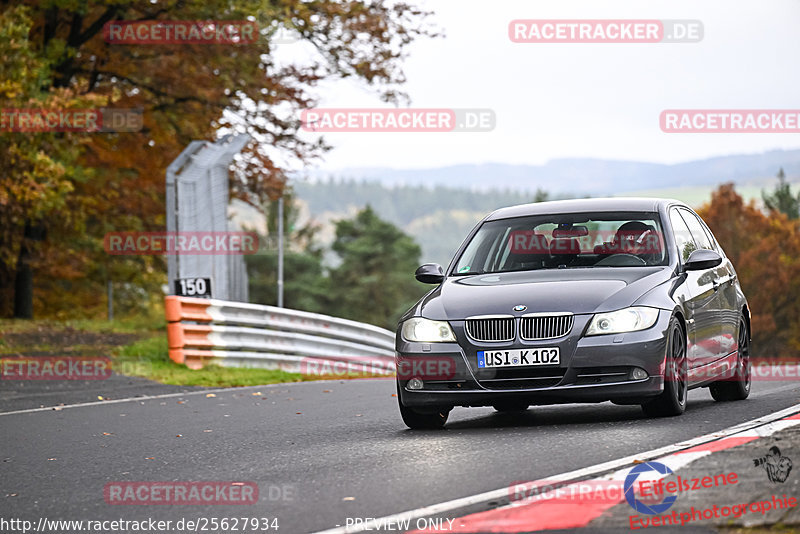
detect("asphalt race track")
[2,375,800,533]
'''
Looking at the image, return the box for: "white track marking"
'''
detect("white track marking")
[0,380,331,417]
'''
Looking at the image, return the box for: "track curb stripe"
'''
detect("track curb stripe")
[411,410,800,533]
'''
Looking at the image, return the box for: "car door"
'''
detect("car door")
[695,214,739,358]
[676,208,727,366]
[669,208,721,370]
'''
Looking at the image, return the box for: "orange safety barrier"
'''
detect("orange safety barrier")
[164,295,213,323]
[165,296,215,368]
[166,323,214,349]
[169,348,218,370]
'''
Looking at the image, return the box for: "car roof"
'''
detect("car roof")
[485,197,687,221]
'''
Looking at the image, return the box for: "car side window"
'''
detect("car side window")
[699,221,724,255]
[679,209,713,251]
[669,209,696,262]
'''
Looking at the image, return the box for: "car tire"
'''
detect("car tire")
[709,318,751,402]
[642,317,688,418]
[397,383,450,429]
[493,402,529,413]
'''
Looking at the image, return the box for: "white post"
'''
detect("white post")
[277,196,284,308]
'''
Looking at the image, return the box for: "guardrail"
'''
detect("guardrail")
[164,296,396,375]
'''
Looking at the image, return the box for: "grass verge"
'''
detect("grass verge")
[113,335,386,387]
[114,335,315,387]
[2,318,390,387]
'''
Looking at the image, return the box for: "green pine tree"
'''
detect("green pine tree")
[762,168,800,219]
[327,206,428,330]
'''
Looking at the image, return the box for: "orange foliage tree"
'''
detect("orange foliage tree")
[698,184,800,358]
[1,1,437,318]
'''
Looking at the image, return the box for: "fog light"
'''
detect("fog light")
[631,368,648,380]
[407,377,424,390]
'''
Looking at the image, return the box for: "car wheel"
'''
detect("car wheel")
[397,383,450,429]
[493,402,529,413]
[642,317,688,418]
[709,317,751,402]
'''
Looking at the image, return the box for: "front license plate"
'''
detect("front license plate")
[477,348,560,368]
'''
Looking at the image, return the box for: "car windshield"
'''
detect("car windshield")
[452,211,668,274]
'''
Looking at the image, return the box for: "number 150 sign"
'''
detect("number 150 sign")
[175,277,211,298]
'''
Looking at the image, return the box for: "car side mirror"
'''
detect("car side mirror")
[415,263,445,284]
[684,249,722,271]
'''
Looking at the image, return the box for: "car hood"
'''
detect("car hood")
[414,267,673,320]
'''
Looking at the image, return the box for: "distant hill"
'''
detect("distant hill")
[232,148,800,267]
[306,148,800,194]
[291,181,539,265]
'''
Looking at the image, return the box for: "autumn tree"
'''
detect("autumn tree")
[1,0,436,318]
[698,184,800,358]
[0,5,99,317]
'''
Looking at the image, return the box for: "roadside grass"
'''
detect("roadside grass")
[114,335,313,387]
[115,335,388,387]
[0,316,164,335]
[1,318,394,387]
[0,342,56,355]
[0,318,147,355]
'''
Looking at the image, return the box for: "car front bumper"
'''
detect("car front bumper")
[396,311,671,409]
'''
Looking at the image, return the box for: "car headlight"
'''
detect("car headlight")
[586,307,659,336]
[401,317,456,342]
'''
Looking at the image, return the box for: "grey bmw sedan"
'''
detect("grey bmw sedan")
[395,198,751,429]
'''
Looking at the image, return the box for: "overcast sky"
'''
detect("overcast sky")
[284,0,800,171]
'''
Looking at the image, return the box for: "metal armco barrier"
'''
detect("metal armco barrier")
[165,296,396,374]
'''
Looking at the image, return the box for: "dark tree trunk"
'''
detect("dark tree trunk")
[13,222,46,319]
[13,242,33,319]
